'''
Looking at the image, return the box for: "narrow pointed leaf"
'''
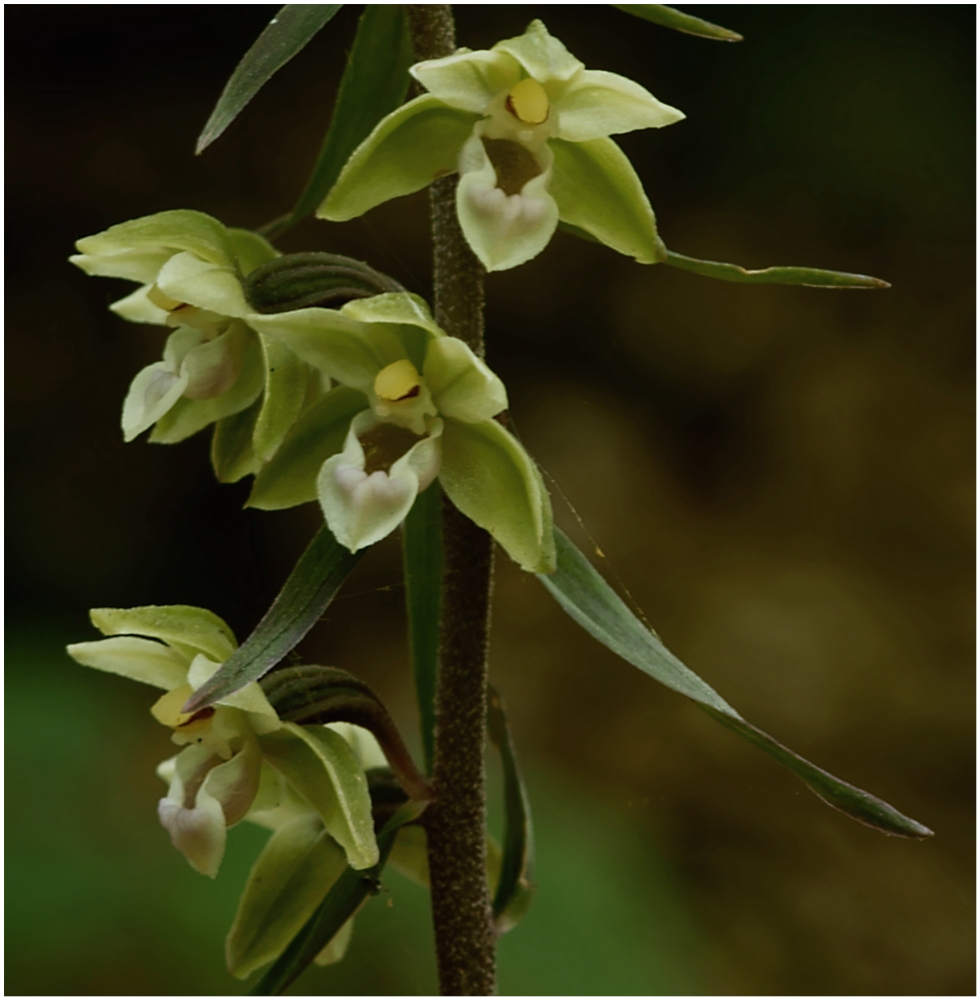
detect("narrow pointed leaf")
[539,529,933,839]
[183,526,361,713]
[402,482,443,774]
[665,250,890,288]
[612,4,743,42]
[488,687,536,933]
[271,4,415,238]
[249,802,426,996]
[197,5,343,154]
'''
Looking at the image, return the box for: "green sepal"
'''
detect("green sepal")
[248,386,368,510]
[550,136,666,264]
[318,95,479,222]
[228,227,281,276]
[89,604,237,663]
[612,4,743,41]
[260,723,378,870]
[439,417,556,574]
[664,250,891,288]
[226,813,348,980]
[539,529,933,839]
[253,333,311,462]
[66,635,189,691]
[212,399,263,484]
[196,4,344,154]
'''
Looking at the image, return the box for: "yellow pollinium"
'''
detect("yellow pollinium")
[374,359,421,402]
[507,77,549,125]
[147,285,184,312]
[150,682,210,732]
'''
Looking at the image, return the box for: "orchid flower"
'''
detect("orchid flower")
[320,19,684,271]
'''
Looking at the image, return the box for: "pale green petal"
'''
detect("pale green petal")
[211,399,263,484]
[149,328,264,444]
[494,19,583,83]
[554,68,685,142]
[121,361,188,442]
[70,248,174,284]
[410,48,521,112]
[424,336,508,423]
[203,737,263,826]
[226,814,347,979]
[227,227,279,276]
[159,745,227,878]
[341,292,444,341]
[456,131,559,272]
[67,636,189,690]
[248,388,368,511]
[185,654,280,731]
[319,95,479,222]
[550,136,665,264]
[73,209,237,271]
[318,413,442,552]
[180,323,250,401]
[247,310,403,389]
[110,284,170,325]
[90,605,237,662]
[313,918,355,966]
[261,724,379,869]
[156,252,250,318]
[252,333,310,461]
[439,417,556,573]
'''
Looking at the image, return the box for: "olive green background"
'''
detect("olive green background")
[6,5,974,995]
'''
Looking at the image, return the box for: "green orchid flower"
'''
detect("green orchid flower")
[67,606,379,879]
[246,292,556,573]
[70,210,322,465]
[320,19,684,271]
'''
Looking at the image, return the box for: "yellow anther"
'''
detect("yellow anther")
[507,77,549,125]
[146,285,184,312]
[151,683,195,729]
[374,359,421,402]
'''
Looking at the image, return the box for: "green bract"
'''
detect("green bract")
[320,19,684,271]
[70,210,323,462]
[67,606,379,879]
[247,293,555,573]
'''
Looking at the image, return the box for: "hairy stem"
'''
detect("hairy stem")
[407,5,497,995]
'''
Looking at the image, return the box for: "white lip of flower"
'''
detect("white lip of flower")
[320,19,685,272]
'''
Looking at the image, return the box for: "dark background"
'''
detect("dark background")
[6,4,975,995]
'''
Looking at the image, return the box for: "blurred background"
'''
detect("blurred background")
[6,4,974,995]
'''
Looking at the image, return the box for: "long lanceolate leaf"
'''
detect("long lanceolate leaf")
[196,5,343,154]
[612,4,743,42]
[665,250,891,288]
[183,527,361,713]
[279,4,415,235]
[250,803,426,996]
[539,530,933,839]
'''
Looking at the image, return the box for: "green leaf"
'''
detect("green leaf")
[402,483,442,775]
[247,386,368,511]
[249,802,426,996]
[273,4,415,237]
[487,687,536,933]
[612,4,743,42]
[226,814,348,980]
[197,4,343,154]
[183,526,362,713]
[539,530,933,839]
[664,250,891,288]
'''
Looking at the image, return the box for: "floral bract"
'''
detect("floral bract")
[247,292,556,573]
[319,19,684,271]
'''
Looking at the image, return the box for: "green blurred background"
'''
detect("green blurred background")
[6,4,974,995]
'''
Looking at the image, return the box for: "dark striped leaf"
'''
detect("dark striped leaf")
[665,250,890,288]
[183,526,361,713]
[539,529,933,839]
[612,4,743,41]
[197,5,343,154]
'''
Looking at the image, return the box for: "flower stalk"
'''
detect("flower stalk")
[407,5,498,995]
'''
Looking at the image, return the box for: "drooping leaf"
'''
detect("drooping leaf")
[249,802,427,996]
[612,4,743,42]
[402,482,443,774]
[539,530,933,839]
[183,526,361,712]
[197,5,343,154]
[487,687,536,933]
[664,250,891,288]
[271,4,415,238]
